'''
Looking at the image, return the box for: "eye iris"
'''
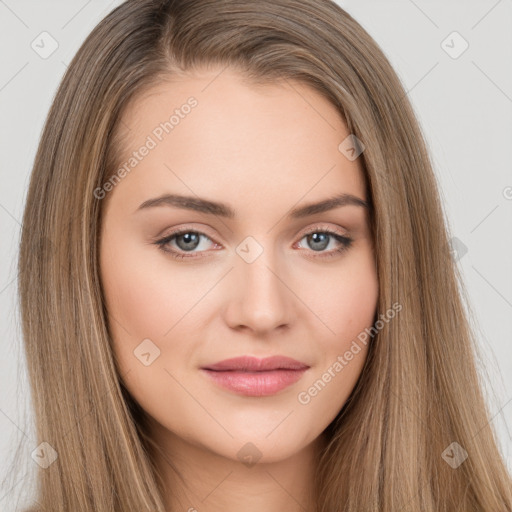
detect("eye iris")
[176,232,200,251]
[307,233,329,251]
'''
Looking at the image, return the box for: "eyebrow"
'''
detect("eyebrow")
[135,192,370,218]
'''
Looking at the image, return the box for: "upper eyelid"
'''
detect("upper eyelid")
[161,223,348,243]
[156,225,351,260]
[154,224,353,262]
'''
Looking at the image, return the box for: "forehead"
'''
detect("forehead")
[108,68,367,215]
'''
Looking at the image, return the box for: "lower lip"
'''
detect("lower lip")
[200,368,308,397]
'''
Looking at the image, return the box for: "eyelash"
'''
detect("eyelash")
[153,225,353,261]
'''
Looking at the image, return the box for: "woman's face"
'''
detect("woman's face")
[99,68,378,464]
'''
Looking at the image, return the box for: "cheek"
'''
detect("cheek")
[99,233,221,410]
[100,235,205,343]
[303,247,378,402]
[309,247,378,346]
[99,238,200,416]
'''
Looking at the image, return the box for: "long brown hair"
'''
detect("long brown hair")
[12,0,512,510]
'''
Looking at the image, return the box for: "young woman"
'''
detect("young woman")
[13,0,511,510]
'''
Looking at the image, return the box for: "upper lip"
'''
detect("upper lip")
[202,355,309,372]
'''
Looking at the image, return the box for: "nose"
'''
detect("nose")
[223,250,294,335]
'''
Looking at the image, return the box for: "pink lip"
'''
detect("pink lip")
[201,356,310,397]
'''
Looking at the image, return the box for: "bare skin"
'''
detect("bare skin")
[99,67,378,512]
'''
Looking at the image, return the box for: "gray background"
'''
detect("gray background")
[1,0,511,509]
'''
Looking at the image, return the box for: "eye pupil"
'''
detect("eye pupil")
[307,233,329,251]
[177,232,200,251]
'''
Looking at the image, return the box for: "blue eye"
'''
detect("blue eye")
[154,230,217,260]
[296,229,352,257]
[154,227,353,261]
